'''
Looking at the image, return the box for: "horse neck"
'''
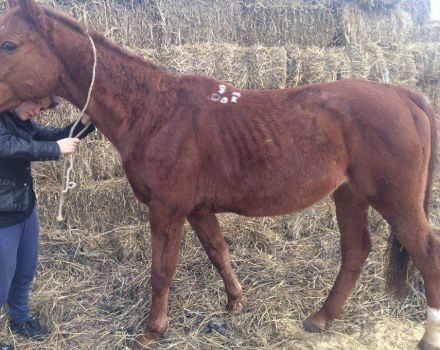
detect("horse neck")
[49,23,173,149]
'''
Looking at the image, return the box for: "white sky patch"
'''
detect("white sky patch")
[432,1,440,21]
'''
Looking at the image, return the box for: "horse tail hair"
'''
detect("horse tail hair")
[385,90,438,298]
[423,98,438,218]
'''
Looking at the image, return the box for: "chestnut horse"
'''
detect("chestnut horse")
[0,1,438,348]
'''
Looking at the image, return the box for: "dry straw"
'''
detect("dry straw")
[44,0,242,49]
[238,1,337,47]
[36,178,146,231]
[156,44,287,89]
[335,3,412,47]
[408,42,440,85]
[1,197,435,349]
[286,46,351,86]
[0,0,439,349]
[412,24,440,42]
[350,0,405,10]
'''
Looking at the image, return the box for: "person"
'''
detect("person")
[0,97,94,350]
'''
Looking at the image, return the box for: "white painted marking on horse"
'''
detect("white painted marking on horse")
[428,307,440,322]
[422,307,440,347]
[210,93,221,102]
[210,85,241,105]
[231,92,241,103]
[218,84,227,94]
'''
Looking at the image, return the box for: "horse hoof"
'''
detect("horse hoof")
[128,335,154,350]
[303,316,326,333]
[227,302,243,314]
[418,340,440,350]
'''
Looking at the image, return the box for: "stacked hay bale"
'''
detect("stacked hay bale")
[0,0,437,231]
[1,1,440,349]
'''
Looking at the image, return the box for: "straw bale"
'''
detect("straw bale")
[145,0,242,48]
[335,3,412,47]
[346,43,387,81]
[286,46,351,86]
[28,102,124,184]
[0,0,242,48]
[156,44,245,87]
[239,1,337,47]
[36,178,146,231]
[241,46,287,89]
[412,24,440,43]
[47,0,242,49]
[421,83,440,114]
[159,44,287,89]
[408,42,440,85]
[350,0,405,11]
[383,46,418,86]
[33,136,124,185]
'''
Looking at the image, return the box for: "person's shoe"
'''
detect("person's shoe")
[0,343,14,350]
[10,315,48,341]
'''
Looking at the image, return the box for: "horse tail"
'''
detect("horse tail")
[385,90,438,298]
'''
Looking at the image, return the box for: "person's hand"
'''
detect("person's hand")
[81,114,91,125]
[57,138,80,155]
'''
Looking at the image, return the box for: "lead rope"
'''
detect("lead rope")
[56,34,97,223]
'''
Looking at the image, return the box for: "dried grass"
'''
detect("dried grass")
[335,4,412,47]
[409,42,440,85]
[1,196,438,349]
[239,1,337,47]
[0,0,433,51]
[286,46,351,86]
[36,178,146,231]
[350,0,405,11]
[412,24,440,43]
[0,1,439,349]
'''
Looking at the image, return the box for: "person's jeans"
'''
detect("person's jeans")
[0,208,39,323]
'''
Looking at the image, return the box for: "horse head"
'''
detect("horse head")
[0,0,68,112]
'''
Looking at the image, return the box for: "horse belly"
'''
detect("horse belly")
[212,165,347,217]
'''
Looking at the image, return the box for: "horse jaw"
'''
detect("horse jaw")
[0,83,22,113]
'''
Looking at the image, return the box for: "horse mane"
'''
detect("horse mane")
[41,5,166,73]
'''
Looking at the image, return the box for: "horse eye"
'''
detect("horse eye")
[2,41,17,52]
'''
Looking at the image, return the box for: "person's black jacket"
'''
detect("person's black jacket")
[0,111,95,227]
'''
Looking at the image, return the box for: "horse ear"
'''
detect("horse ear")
[16,0,47,32]
[17,0,42,21]
[7,0,18,8]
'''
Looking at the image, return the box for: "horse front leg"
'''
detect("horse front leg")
[188,213,243,313]
[134,203,186,349]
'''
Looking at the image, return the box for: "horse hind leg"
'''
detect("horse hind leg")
[187,213,243,312]
[380,209,440,350]
[304,183,371,332]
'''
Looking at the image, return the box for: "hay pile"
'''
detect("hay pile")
[408,42,440,85]
[0,0,433,50]
[238,1,337,47]
[1,199,436,349]
[286,46,351,86]
[335,4,412,47]
[0,0,440,349]
[156,44,287,89]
